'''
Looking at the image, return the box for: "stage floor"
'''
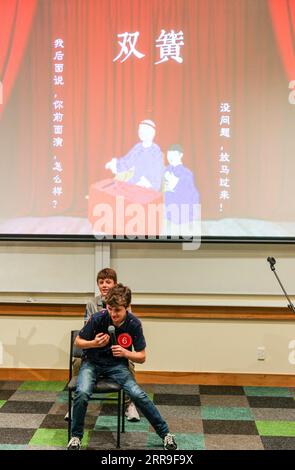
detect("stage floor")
[0,381,295,450]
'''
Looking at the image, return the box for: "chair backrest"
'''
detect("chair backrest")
[69,329,82,380]
[71,330,82,358]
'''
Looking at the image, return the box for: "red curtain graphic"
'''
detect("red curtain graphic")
[0,0,294,223]
[268,0,295,81]
[0,0,37,117]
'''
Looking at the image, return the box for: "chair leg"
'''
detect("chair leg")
[122,390,125,433]
[117,390,121,448]
[68,391,72,442]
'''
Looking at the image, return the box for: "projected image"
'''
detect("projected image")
[0,0,295,240]
[105,120,163,191]
[163,145,200,234]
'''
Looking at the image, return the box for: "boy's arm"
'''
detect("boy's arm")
[75,333,110,350]
[84,296,103,323]
[111,346,146,364]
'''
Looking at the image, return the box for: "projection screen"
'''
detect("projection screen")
[0,0,295,242]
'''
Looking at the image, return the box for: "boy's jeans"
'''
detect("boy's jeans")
[71,360,169,439]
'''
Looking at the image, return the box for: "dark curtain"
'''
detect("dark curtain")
[268,0,295,81]
[0,0,37,117]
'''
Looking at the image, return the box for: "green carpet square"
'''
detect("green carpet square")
[174,433,205,450]
[94,415,119,432]
[147,432,204,450]
[0,444,27,450]
[201,406,253,421]
[57,390,106,404]
[19,381,66,392]
[244,387,292,397]
[95,415,149,432]
[92,392,115,402]
[56,391,68,403]
[29,428,69,447]
[29,428,90,448]
[146,432,165,449]
[93,392,123,404]
[0,400,6,409]
[256,421,295,437]
[125,417,150,432]
[100,391,153,404]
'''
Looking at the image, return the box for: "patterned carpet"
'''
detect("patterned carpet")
[0,381,295,450]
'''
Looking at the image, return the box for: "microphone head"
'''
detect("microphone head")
[108,325,115,334]
[108,325,117,345]
[267,257,276,265]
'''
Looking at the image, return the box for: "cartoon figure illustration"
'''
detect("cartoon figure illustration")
[163,144,200,233]
[105,119,164,191]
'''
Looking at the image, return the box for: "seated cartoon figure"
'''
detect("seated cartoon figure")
[105,119,164,191]
[163,144,200,235]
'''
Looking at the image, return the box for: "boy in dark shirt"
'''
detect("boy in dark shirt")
[67,283,177,451]
[66,267,139,422]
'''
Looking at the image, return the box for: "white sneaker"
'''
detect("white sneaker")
[67,436,81,450]
[125,402,140,422]
[163,433,177,450]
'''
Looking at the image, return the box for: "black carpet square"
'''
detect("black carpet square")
[0,401,54,414]
[261,437,295,450]
[40,413,97,429]
[247,396,295,409]
[100,403,126,416]
[0,381,22,390]
[87,430,120,450]
[203,420,258,435]
[156,404,201,420]
[39,414,69,429]
[0,390,16,400]
[147,384,199,394]
[119,431,148,450]
[0,428,35,444]
[199,385,245,395]
[153,393,200,406]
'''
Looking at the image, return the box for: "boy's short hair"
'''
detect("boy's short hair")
[168,144,183,154]
[105,283,131,309]
[96,268,117,284]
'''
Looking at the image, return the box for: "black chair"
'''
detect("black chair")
[67,330,125,448]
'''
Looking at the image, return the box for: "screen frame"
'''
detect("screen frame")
[0,234,295,244]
